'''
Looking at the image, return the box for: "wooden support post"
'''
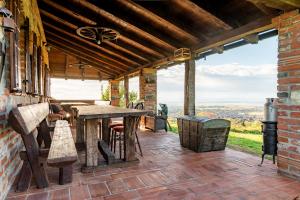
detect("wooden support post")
[85,119,99,167]
[184,58,196,116]
[124,75,129,107]
[124,116,139,161]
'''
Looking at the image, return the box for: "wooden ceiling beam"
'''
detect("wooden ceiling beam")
[39,4,151,63]
[40,0,97,26]
[192,17,274,54]
[116,16,275,79]
[172,0,232,31]
[103,41,149,63]
[247,0,299,10]
[42,21,139,67]
[47,38,123,75]
[40,10,163,60]
[70,0,177,52]
[46,33,129,72]
[49,45,115,77]
[115,0,200,46]
[45,30,132,70]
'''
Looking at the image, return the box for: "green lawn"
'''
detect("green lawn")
[167,118,263,157]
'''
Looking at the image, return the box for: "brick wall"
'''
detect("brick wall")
[0,93,39,200]
[109,80,120,106]
[139,68,157,113]
[274,10,300,180]
[0,0,48,199]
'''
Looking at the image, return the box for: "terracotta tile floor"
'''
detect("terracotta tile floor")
[7,130,300,200]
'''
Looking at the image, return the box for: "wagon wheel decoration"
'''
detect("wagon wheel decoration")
[76,26,120,45]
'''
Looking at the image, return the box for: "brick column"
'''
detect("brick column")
[139,68,157,113]
[109,80,119,106]
[274,10,300,180]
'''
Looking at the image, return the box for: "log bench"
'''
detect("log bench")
[47,120,78,185]
[8,102,77,191]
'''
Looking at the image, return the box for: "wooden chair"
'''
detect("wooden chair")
[9,103,51,191]
[8,103,78,191]
[111,102,144,158]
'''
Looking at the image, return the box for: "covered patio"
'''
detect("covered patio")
[1,0,300,199]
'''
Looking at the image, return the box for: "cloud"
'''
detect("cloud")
[199,63,277,77]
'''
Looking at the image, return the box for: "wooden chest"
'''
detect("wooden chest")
[177,116,231,152]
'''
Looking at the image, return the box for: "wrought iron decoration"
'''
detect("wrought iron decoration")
[76,26,119,45]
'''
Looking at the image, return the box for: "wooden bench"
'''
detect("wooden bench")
[47,120,78,185]
[8,102,77,191]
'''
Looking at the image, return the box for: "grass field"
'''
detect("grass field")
[168,118,263,156]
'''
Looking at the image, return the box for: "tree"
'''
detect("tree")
[101,87,110,101]
[101,85,138,106]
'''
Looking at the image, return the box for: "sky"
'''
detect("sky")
[51,36,278,105]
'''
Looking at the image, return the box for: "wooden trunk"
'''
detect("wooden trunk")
[177,116,231,152]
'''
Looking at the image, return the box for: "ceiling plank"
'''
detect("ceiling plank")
[49,44,116,77]
[40,0,97,26]
[42,20,140,67]
[40,9,163,59]
[247,0,298,10]
[115,0,200,45]
[49,45,114,76]
[45,30,132,69]
[46,33,129,72]
[172,0,233,31]
[280,0,300,7]
[42,0,149,62]
[71,0,177,52]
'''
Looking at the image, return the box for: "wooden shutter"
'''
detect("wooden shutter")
[24,17,32,93]
[9,0,21,92]
[44,65,50,97]
[32,33,38,95]
[37,46,43,95]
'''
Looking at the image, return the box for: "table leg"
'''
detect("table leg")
[76,118,84,144]
[102,118,110,144]
[85,119,99,167]
[124,116,139,161]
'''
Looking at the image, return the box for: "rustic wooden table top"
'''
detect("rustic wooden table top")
[72,105,150,119]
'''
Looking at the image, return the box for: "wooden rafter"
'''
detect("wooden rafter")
[71,0,177,52]
[49,43,116,76]
[172,0,232,31]
[247,0,299,10]
[42,21,139,67]
[45,31,131,71]
[116,16,275,79]
[46,33,129,73]
[40,9,163,60]
[47,38,123,75]
[115,0,200,45]
[40,0,97,26]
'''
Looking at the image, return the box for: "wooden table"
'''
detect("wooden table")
[73,105,149,168]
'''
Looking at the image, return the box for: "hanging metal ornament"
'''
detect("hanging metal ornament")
[76,26,119,45]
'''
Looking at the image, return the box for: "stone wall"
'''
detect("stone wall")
[139,68,157,113]
[0,0,48,199]
[109,80,120,106]
[274,10,300,180]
